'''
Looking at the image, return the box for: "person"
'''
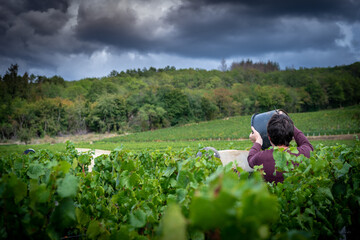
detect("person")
[248,111,313,183]
[23,148,35,154]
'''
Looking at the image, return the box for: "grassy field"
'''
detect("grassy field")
[102,105,360,142]
[0,139,358,156]
[0,106,359,156]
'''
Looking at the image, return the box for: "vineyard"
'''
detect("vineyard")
[1,139,359,239]
[102,106,360,142]
[0,106,359,156]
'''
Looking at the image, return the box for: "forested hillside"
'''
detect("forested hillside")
[1,61,359,142]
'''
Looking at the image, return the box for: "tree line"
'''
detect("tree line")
[1,61,359,142]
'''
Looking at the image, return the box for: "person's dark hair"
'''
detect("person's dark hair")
[267,114,294,146]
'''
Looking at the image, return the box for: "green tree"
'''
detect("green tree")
[66,97,87,134]
[326,77,345,107]
[86,80,107,102]
[158,88,192,126]
[205,76,222,89]
[186,92,205,122]
[125,77,146,91]
[231,83,254,114]
[41,82,65,98]
[87,95,127,133]
[200,96,218,120]
[64,85,88,101]
[303,77,328,110]
[30,98,69,137]
[211,88,239,117]
[132,104,168,131]
[1,64,30,100]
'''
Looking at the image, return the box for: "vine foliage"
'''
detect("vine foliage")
[0,139,359,239]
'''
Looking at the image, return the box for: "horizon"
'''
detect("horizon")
[1,60,358,82]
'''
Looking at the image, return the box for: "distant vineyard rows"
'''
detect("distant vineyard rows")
[103,106,360,142]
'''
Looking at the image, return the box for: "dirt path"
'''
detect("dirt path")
[306,134,359,140]
[76,148,111,172]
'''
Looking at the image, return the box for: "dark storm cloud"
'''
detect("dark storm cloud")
[71,0,359,59]
[0,0,69,50]
[76,2,145,50]
[0,0,96,72]
[22,0,69,12]
[190,0,360,20]
[161,0,360,58]
[22,9,69,35]
[0,0,69,26]
[0,0,358,79]
[74,0,171,53]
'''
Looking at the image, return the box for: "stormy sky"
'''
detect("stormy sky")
[0,0,359,80]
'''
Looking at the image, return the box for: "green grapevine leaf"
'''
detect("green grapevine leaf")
[79,154,91,165]
[27,163,45,179]
[75,208,91,226]
[29,181,50,203]
[169,178,177,187]
[130,208,147,228]
[273,149,287,172]
[189,194,218,230]
[129,173,141,188]
[163,166,176,177]
[337,162,351,177]
[49,198,76,231]
[160,204,186,240]
[9,174,27,203]
[176,188,187,203]
[189,230,205,240]
[57,174,79,198]
[176,170,192,188]
[14,158,24,170]
[317,187,334,201]
[87,220,101,239]
[167,194,177,204]
[56,161,71,174]
[72,158,78,170]
[289,147,299,154]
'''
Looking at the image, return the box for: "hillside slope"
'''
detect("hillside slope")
[102,105,360,142]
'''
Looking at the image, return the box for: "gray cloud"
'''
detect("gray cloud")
[72,0,360,58]
[0,0,97,73]
[0,0,359,79]
[76,1,142,49]
[22,9,68,35]
[162,0,359,58]
[190,0,360,21]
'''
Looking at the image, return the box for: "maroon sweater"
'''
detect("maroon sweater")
[247,127,314,183]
